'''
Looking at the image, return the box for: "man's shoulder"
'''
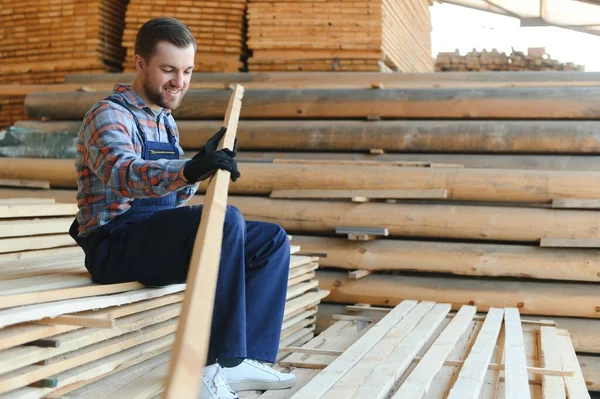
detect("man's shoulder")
[83,97,135,127]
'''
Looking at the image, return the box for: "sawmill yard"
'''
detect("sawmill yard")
[1,0,600,397]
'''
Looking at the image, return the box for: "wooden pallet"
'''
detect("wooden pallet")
[246,0,433,72]
[121,0,246,72]
[248,302,587,398]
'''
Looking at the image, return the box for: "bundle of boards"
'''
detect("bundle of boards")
[0,199,327,398]
[246,0,434,72]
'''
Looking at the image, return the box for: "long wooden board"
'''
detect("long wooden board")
[163,84,244,398]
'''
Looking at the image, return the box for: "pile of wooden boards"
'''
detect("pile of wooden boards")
[4,69,600,392]
[0,0,126,129]
[246,302,588,398]
[436,48,585,72]
[121,0,246,73]
[246,0,433,72]
[0,199,326,397]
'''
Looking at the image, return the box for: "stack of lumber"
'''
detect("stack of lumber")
[5,70,600,391]
[0,0,127,129]
[246,0,433,72]
[0,200,326,397]
[269,302,588,398]
[121,0,246,73]
[436,48,585,72]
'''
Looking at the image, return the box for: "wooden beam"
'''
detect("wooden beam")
[270,189,448,200]
[291,235,600,282]
[221,196,600,243]
[6,158,600,204]
[317,270,600,318]
[504,308,531,399]
[540,238,600,248]
[0,285,185,329]
[18,119,600,154]
[552,198,600,209]
[63,71,600,85]
[25,87,600,120]
[163,84,244,398]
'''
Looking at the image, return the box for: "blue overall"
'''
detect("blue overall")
[69,96,290,364]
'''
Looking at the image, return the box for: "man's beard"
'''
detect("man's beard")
[143,79,183,110]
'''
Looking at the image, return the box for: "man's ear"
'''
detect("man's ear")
[133,54,146,73]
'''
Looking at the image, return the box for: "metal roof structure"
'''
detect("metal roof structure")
[438,0,600,36]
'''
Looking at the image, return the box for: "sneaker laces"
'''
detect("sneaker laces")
[246,359,275,373]
[211,365,236,396]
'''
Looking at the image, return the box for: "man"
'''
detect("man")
[69,17,295,399]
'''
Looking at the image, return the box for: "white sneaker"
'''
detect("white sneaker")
[222,359,296,391]
[200,364,239,399]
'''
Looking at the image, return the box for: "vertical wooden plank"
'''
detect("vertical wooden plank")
[447,308,504,399]
[504,308,532,399]
[163,85,244,399]
[557,329,591,399]
[289,299,418,398]
[391,305,477,399]
[539,326,566,398]
[322,302,450,399]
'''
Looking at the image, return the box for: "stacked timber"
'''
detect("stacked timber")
[0,0,127,129]
[436,48,585,72]
[6,70,600,391]
[246,0,433,72]
[122,0,246,73]
[0,199,326,397]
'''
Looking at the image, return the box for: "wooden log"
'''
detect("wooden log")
[16,119,600,154]
[220,196,600,243]
[63,71,600,85]
[316,270,600,319]
[2,158,600,203]
[291,236,600,282]
[24,87,600,120]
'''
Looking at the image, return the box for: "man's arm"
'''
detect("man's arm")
[82,103,194,198]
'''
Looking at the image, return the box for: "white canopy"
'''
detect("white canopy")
[439,0,600,35]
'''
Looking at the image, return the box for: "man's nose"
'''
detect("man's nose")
[172,71,184,88]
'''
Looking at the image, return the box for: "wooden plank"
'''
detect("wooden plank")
[0,304,180,375]
[539,326,567,399]
[163,84,244,398]
[552,198,600,209]
[390,305,477,398]
[0,320,177,394]
[540,238,600,248]
[323,303,450,398]
[349,270,372,280]
[27,87,600,120]
[0,179,50,190]
[558,329,591,398]
[0,284,185,328]
[0,203,76,218]
[0,234,75,254]
[446,308,504,399]
[270,189,448,200]
[22,119,600,155]
[290,300,418,398]
[504,308,531,399]
[0,281,142,309]
[293,235,600,283]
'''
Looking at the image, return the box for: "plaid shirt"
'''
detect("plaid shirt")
[75,84,198,235]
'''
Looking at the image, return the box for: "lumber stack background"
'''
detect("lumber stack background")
[0,0,127,129]
[5,70,600,392]
[121,0,246,73]
[246,0,434,72]
[436,47,585,72]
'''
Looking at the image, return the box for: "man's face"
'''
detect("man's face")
[138,41,195,110]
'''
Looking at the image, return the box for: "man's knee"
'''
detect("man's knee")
[224,205,245,234]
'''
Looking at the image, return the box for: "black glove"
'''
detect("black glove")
[194,126,237,158]
[183,149,241,183]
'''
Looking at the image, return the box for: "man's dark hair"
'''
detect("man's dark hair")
[135,17,197,62]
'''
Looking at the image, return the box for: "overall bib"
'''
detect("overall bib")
[69,96,290,364]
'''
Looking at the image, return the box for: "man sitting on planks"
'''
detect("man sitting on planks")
[68,17,295,399]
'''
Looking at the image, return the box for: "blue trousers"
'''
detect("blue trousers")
[78,205,290,364]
